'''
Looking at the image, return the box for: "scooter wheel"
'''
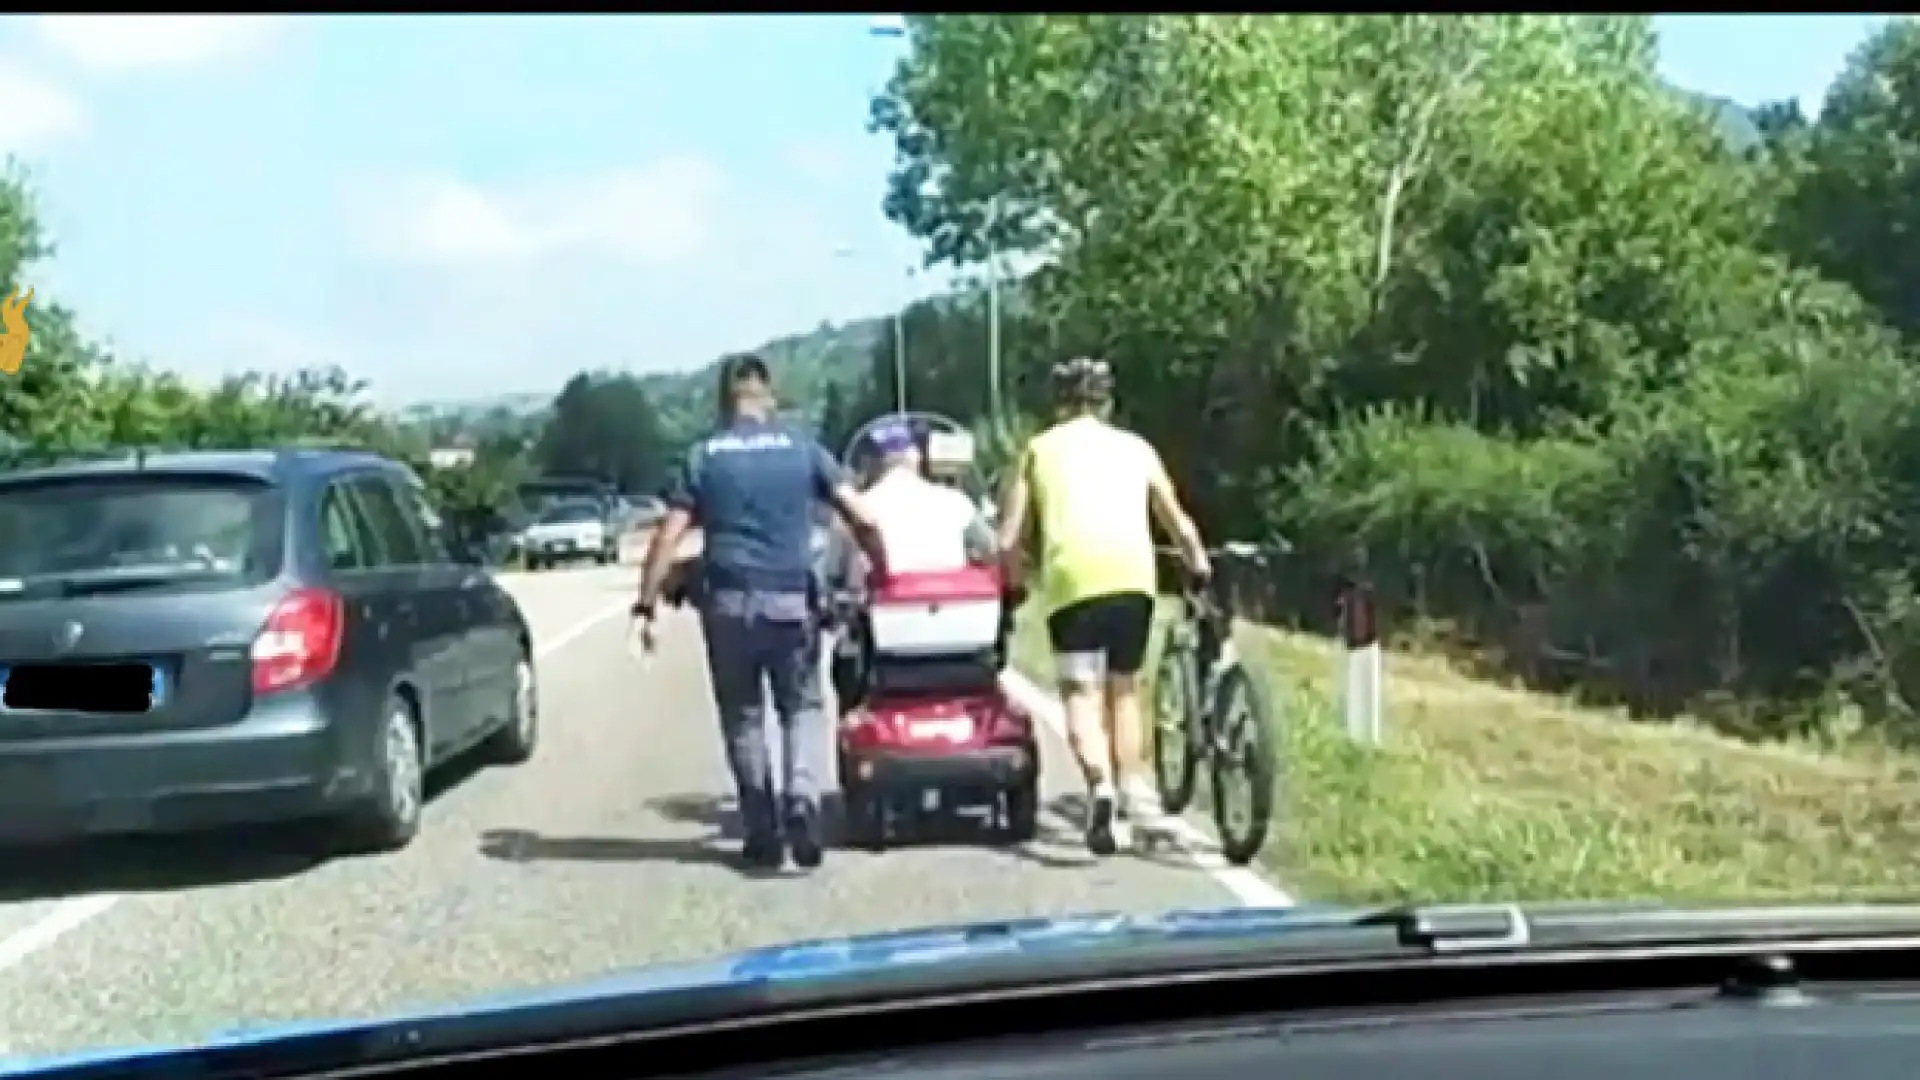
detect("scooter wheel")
[841,782,886,852]
[1002,778,1040,844]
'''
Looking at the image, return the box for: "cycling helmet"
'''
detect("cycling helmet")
[1050,356,1114,407]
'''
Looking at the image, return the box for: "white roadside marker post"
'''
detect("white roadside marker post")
[1337,576,1384,746]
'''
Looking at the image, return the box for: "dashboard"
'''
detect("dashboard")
[793,989,1920,1080]
[656,946,1920,1080]
[827,999,1898,1080]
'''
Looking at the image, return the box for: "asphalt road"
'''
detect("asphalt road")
[0,562,1283,1060]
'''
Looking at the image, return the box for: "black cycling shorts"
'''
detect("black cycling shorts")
[1046,591,1155,682]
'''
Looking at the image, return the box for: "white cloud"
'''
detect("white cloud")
[34,15,284,75]
[0,61,86,150]
[352,155,728,268]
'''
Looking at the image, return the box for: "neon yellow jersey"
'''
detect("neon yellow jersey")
[1024,416,1160,615]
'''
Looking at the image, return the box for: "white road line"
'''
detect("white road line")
[0,895,117,972]
[0,599,632,981]
[1000,670,1297,909]
[534,600,630,658]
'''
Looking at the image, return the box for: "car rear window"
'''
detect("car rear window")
[520,481,606,512]
[540,503,601,525]
[0,474,282,589]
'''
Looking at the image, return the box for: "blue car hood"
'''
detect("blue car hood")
[0,904,1349,1077]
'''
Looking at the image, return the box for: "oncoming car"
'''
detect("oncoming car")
[0,448,538,854]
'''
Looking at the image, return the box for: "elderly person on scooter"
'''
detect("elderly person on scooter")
[822,420,996,594]
[862,419,997,575]
[823,419,999,712]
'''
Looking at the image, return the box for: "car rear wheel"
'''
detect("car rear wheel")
[483,655,538,765]
[333,691,425,855]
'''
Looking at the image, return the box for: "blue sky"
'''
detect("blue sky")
[0,15,1895,405]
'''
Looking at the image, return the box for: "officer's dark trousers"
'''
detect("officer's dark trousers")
[699,606,825,843]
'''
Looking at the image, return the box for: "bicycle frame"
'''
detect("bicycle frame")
[1166,539,1282,735]
[1177,581,1239,736]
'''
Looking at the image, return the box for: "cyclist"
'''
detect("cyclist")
[995,357,1212,856]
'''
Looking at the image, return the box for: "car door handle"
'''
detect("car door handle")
[459,572,484,590]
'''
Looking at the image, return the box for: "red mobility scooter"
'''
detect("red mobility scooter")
[829,413,1041,850]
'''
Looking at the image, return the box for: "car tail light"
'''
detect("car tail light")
[251,587,345,694]
[987,705,1030,742]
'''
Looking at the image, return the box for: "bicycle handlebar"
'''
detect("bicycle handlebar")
[1152,541,1286,625]
[1219,538,1292,559]
[1154,539,1292,569]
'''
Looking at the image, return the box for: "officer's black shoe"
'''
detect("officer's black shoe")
[739,834,785,871]
[785,799,824,870]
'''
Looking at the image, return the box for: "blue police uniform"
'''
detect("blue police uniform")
[665,416,845,857]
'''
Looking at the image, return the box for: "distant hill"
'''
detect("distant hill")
[405,317,885,450]
[397,393,547,448]
[639,317,885,449]
[1671,85,1764,152]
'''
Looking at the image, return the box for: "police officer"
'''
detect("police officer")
[633,354,885,872]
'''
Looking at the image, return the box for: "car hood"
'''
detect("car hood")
[0,905,1349,1076]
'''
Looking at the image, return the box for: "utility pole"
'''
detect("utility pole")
[892,306,907,415]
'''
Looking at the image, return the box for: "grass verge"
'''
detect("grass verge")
[1010,602,1920,905]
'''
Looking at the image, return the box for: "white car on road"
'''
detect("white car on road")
[520,499,617,571]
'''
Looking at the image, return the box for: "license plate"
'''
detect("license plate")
[906,715,975,742]
[0,663,166,713]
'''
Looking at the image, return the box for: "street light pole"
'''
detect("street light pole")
[891,305,907,415]
[873,18,1004,433]
[984,51,1005,439]
[869,16,912,417]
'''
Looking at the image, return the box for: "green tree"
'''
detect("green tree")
[1773,19,1920,340]
[533,372,668,495]
[817,379,855,458]
[865,13,1920,734]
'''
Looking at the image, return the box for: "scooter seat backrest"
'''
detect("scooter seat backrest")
[869,565,1004,660]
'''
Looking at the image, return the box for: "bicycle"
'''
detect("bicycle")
[1151,540,1285,867]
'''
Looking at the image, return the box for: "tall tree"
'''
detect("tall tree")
[533,372,668,495]
[817,379,854,459]
[1773,19,1920,340]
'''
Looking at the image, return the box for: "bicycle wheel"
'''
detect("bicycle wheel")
[1208,662,1277,867]
[1151,637,1202,813]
